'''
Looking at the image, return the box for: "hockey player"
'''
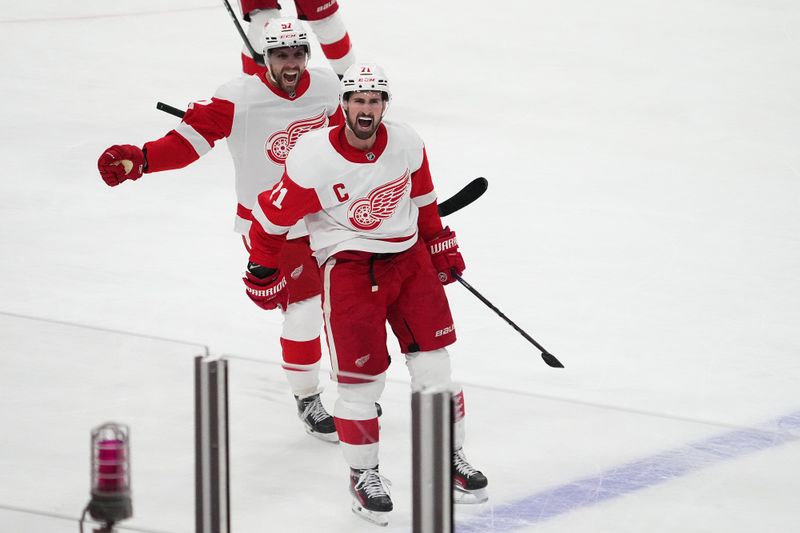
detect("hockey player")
[96,18,341,442]
[243,63,488,525]
[240,0,355,77]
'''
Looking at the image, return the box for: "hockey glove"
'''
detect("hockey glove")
[243,262,288,311]
[426,226,465,285]
[98,144,145,186]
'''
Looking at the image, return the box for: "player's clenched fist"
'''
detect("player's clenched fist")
[426,226,465,285]
[97,145,145,186]
[243,263,289,311]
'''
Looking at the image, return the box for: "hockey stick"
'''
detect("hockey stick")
[438,177,487,217]
[156,101,185,118]
[221,0,266,66]
[453,272,565,368]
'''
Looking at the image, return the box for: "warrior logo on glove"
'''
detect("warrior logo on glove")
[429,236,458,255]
[245,276,287,297]
[426,227,465,285]
[243,269,289,311]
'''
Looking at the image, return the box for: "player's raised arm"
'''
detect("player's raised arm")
[240,1,356,77]
[96,97,234,186]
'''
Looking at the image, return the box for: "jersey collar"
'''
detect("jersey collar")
[259,69,311,100]
[329,123,388,163]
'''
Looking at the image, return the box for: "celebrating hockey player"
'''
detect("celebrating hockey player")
[96,18,342,442]
[244,62,489,525]
[240,0,355,77]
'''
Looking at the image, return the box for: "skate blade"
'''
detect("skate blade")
[453,486,489,504]
[351,500,390,526]
[304,426,339,443]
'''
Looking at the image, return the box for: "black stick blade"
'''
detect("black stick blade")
[541,352,565,368]
[438,177,488,217]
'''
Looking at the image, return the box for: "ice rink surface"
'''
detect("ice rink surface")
[1,1,799,531]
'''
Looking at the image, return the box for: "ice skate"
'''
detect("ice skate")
[349,467,393,526]
[295,393,338,443]
[452,448,488,504]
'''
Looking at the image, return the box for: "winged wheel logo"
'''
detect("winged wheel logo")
[265,112,327,165]
[347,171,410,230]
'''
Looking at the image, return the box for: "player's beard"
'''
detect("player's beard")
[271,66,303,94]
[346,112,382,140]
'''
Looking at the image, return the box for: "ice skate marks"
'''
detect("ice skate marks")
[457,409,800,532]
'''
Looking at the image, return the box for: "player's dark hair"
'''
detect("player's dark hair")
[267,45,310,57]
[342,91,390,103]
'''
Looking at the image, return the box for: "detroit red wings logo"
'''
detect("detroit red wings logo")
[347,171,410,230]
[265,112,327,165]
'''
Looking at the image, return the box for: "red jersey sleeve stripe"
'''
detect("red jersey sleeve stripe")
[143,131,201,172]
[236,203,253,221]
[410,147,435,199]
[249,172,323,266]
[142,97,234,173]
[251,200,292,236]
[417,202,444,242]
[257,171,323,229]
[247,221,286,269]
[184,97,234,145]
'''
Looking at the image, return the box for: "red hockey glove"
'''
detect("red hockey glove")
[426,226,465,285]
[97,145,145,186]
[243,263,288,311]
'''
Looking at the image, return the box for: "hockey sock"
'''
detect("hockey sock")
[307,13,355,77]
[280,336,322,397]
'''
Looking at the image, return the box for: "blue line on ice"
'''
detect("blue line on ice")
[456,410,800,532]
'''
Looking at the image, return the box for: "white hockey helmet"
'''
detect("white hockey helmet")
[340,63,392,106]
[261,17,310,56]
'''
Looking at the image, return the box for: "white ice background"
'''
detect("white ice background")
[1,1,799,532]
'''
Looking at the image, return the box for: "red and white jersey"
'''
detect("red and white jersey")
[142,68,342,235]
[249,121,445,267]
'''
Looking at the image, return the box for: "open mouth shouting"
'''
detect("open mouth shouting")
[351,113,378,139]
[357,115,373,129]
[279,70,300,91]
